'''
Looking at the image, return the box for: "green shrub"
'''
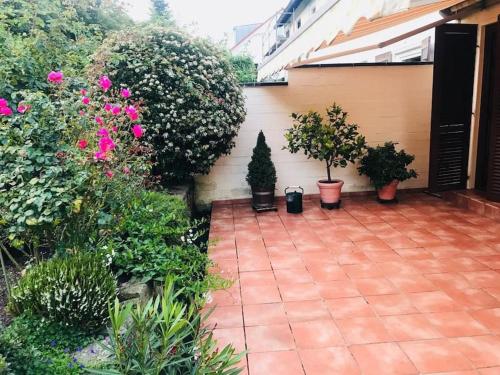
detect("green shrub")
[246,130,277,189]
[106,191,209,298]
[358,141,417,189]
[8,252,117,331]
[0,354,7,374]
[284,103,366,182]
[229,54,257,83]
[0,314,93,374]
[87,280,243,375]
[91,27,246,182]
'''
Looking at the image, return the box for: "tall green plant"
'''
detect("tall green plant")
[284,103,366,182]
[358,142,417,189]
[246,131,277,188]
[88,280,243,374]
[229,54,257,84]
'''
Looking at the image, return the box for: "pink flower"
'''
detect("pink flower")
[82,96,90,105]
[98,75,112,92]
[123,166,130,174]
[104,103,112,112]
[98,137,116,152]
[95,116,104,126]
[17,103,30,114]
[125,106,138,121]
[132,124,144,138]
[47,71,64,84]
[94,151,107,160]
[96,128,109,137]
[79,110,86,116]
[112,126,118,133]
[0,107,13,116]
[111,106,121,116]
[78,139,88,149]
[80,89,87,96]
[0,98,8,107]
[120,88,131,98]
[105,170,114,179]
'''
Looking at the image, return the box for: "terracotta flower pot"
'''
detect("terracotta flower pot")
[317,179,344,204]
[377,180,399,201]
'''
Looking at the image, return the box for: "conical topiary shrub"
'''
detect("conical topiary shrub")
[246,131,277,210]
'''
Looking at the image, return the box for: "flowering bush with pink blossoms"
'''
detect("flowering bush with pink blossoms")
[0,71,152,254]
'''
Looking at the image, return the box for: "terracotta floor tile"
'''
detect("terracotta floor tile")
[307,263,348,282]
[355,239,393,252]
[238,254,272,272]
[462,271,500,288]
[484,287,500,301]
[274,268,313,284]
[316,280,360,299]
[208,284,241,306]
[444,288,500,309]
[454,335,500,368]
[213,327,246,353]
[337,252,370,265]
[248,351,304,375]
[279,283,321,302]
[245,324,295,352]
[243,303,287,326]
[382,314,442,341]
[387,274,438,293]
[205,305,243,329]
[336,316,392,344]
[299,347,360,375]
[355,278,397,296]
[325,297,376,319]
[383,236,420,250]
[425,311,490,337]
[285,300,331,322]
[479,367,500,375]
[400,339,473,373]
[366,294,418,316]
[291,319,344,348]
[269,255,305,270]
[394,247,434,260]
[239,271,276,287]
[300,251,336,265]
[342,263,386,279]
[425,272,472,290]
[408,291,462,313]
[470,308,500,333]
[350,343,418,375]
[241,285,281,305]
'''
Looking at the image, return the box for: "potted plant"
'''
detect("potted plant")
[284,103,366,209]
[247,130,277,211]
[358,142,417,203]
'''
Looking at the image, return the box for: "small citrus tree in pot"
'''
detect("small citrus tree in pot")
[358,142,417,203]
[284,103,366,209]
[247,131,277,210]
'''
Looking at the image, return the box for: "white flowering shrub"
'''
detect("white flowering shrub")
[92,27,246,181]
[8,252,116,331]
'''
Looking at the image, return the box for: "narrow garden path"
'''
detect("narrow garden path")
[207,193,500,375]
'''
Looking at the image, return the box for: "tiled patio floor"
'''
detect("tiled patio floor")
[206,193,500,375]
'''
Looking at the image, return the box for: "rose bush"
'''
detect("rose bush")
[91,27,246,182]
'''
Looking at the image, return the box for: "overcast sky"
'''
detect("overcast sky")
[125,0,288,43]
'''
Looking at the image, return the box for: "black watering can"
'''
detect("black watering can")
[285,186,304,214]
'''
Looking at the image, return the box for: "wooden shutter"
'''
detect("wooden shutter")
[487,17,500,202]
[428,24,477,192]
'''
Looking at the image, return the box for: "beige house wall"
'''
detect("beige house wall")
[196,64,433,207]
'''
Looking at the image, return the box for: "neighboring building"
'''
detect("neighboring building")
[257,0,460,80]
[230,10,283,65]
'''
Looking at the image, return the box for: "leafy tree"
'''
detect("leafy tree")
[91,27,246,183]
[151,0,171,19]
[0,0,130,98]
[229,54,258,83]
[247,131,277,188]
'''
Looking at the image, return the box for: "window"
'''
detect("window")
[297,18,302,30]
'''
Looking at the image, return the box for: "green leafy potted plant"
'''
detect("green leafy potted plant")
[284,103,366,209]
[358,142,417,203]
[247,131,277,211]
